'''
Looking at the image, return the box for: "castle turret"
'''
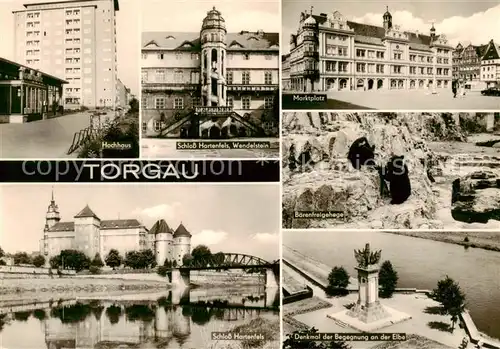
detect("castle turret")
[383,6,392,31]
[173,223,191,266]
[73,205,101,258]
[430,23,436,40]
[46,189,60,229]
[152,219,173,266]
[200,7,227,107]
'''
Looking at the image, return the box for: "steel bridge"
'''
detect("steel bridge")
[178,253,279,271]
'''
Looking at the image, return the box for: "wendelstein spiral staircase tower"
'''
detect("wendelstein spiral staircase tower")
[200,7,227,107]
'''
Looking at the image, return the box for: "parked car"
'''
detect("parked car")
[481,87,500,96]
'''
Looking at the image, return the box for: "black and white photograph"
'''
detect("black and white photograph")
[281,0,500,109]
[140,0,280,158]
[0,0,140,158]
[282,230,500,349]
[0,183,280,349]
[282,112,500,230]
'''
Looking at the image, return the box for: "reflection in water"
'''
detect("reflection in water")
[1,288,279,349]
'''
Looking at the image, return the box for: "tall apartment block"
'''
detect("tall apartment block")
[13,0,120,110]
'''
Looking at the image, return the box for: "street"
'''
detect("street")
[325,89,500,110]
[141,138,280,158]
[0,112,91,158]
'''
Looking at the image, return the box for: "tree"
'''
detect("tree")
[50,255,61,269]
[129,98,139,113]
[141,249,156,268]
[0,260,5,266]
[191,245,211,266]
[212,252,225,265]
[433,276,466,331]
[0,246,4,258]
[59,250,90,272]
[182,254,193,267]
[379,260,398,298]
[105,249,122,270]
[283,328,350,349]
[327,266,349,291]
[13,252,31,265]
[124,251,141,269]
[91,253,104,268]
[32,255,46,268]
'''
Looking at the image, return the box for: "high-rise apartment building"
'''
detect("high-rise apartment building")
[13,0,120,110]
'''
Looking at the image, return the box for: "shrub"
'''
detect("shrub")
[89,265,101,275]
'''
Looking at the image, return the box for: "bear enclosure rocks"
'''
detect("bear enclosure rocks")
[451,171,500,224]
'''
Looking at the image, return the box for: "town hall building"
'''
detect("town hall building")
[282,7,454,92]
[141,7,279,139]
[40,191,191,267]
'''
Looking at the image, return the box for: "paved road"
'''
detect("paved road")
[0,112,91,158]
[141,137,280,158]
[326,89,500,110]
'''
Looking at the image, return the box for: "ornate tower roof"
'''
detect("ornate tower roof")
[47,188,59,212]
[173,223,192,238]
[201,6,226,32]
[74,205,100,219]
[150,219,172,235]
[304,15,316,26]
[383,5,392,20]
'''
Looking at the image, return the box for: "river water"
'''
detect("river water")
[0,287,280,349]
[284,230,500,340]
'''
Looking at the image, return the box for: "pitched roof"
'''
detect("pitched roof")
[74,205,100,219]
[48,219,143,231]
[142,31,279,51]
[149,219,172,235]
[474,44,489,57]
[173,223,191,238]
[310,14,442,52]
[482,41,500,60]
[48,222,74,232]
[101,219,143,230]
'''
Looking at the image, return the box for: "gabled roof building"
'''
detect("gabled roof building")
[283,8,454,92]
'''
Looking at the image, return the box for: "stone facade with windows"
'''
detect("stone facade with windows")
[141,7,279,138]
[283,8,453,92]
[452,42,488,90]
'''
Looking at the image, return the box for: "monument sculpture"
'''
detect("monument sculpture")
[327,243,411,331]
[346,243,391,323]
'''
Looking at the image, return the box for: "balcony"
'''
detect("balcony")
[303,35,318,43]
[303,51,319,60]
[303,68,319,78]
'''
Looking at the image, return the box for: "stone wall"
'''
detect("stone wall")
[0,265,76,278]
[190,270,264,285]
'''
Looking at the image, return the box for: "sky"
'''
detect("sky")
[0,184,280,261]
[141,0,280,33]
[282,0,500,53]
[0,0,140,95]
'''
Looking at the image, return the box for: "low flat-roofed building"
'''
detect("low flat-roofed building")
[0,57,67,123]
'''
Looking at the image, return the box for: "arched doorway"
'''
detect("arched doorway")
[398,80,404,89]
[221,127,229,138]
[238,127,247,137]
[201,129,209,139]
[419,80,424,89]
[229,124,237,136]
[357,79,364,90]
[339,79,347,90]
[368,79,374,90]
[209,125,221,139]
[410,80,416,89]
[180,128,187,138]
[377,79,383,89]
[326,78,335,91]
[390,80,397,89]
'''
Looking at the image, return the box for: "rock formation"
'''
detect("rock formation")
[282,112,488,229]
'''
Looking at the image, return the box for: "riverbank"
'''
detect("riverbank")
[382,230,500,252]
[0,275,168,299]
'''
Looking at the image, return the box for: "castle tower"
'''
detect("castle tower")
[73,205,101,258]
[383,6,392,31]
[430,23,436,40]
[173,223,191,266]
[152,219,173,266]
[46,189,61,229]
[200,7,227,107]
